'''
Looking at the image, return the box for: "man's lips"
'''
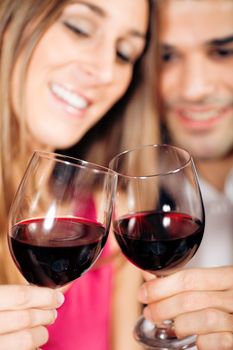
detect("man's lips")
[177,106,230,121]
[172,105,232,129]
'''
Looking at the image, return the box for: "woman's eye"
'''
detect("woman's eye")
[117,50,133,64]
[63,21,90,37]
[117,42,141,65]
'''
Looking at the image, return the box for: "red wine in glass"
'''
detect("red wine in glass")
[109,144,205,350]
[113,211,204,275]
[9,217,107,288]
[8,151,115,288]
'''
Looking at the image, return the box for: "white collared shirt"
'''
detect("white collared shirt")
[188,167,233,268]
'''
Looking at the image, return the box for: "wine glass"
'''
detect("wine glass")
[109,144,205,350]
[8,151,116,288]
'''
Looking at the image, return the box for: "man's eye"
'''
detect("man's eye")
[160,51,176,63]
[63,21,90,37]
[210,47,233,59]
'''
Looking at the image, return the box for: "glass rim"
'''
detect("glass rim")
[109,143,193,179]
[32,150,115,176]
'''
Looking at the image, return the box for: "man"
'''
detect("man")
[138,1,233,349]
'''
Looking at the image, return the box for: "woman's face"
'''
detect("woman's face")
[13,0,149,150]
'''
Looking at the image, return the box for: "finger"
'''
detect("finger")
[0,326,49,350]
[141,290,231,323]
[0,309,57,335]
[174,309,233,338]
[0,285,64,311]
[141,271,156,282]
[196,332,233,350]
[138,267,233,303]
[144,290,233,322]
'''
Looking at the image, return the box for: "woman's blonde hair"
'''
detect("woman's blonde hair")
[0,0,159,283]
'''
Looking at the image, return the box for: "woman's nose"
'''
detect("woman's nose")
[82,40,116,85]
[180,54,214,102]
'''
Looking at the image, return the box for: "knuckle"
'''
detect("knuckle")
[179,270,194,290]
[219,332,233,350]
[48,291,57,305]
[196,335,207,350]
[182,291,209,312]
[43,289,57,306]
[20,326,49,350]
[152,303,166,320]
[220,332,233,350]
[226,267,233,286]
[182,292,197,311]
[197,333,233,350]
[226,291,233,313]
[231,314,233,332]
[20,329,35,349]
[204,309,218,329]
[14,286,30,307]
[19,310,33,328]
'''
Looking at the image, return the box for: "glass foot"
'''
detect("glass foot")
[134,316,197,349]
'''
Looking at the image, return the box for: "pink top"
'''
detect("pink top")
[43,197,113,350]
[43,246,112,350]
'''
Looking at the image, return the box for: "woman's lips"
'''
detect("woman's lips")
[50,82,90,112]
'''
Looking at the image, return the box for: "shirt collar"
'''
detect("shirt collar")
[199,166,233,204]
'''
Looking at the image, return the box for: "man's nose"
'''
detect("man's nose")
[180,54,214,102]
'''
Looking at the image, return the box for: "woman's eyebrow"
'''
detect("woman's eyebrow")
[129,30,147,40]
[207,34,233,46]
[71,0,106,17]
[69,1,147,40]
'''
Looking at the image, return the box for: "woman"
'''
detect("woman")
[0,0,159,349]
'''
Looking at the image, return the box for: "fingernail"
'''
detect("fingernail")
[138,285,148,302]
[56,291,65,306]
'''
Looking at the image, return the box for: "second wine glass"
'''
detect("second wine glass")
[109,144,205,350]
[8,151,116,288]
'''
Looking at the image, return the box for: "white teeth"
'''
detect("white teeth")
[51,83,88,110]
[182,110,219,121]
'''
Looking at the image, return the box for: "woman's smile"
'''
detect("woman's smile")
[50,82,91,117]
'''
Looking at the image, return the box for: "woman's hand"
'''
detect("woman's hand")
[138,266,233,350]
[0,284,64,350]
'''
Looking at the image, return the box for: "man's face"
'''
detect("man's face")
[159,0,233,159]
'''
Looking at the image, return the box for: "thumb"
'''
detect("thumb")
[141,270,157,282]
